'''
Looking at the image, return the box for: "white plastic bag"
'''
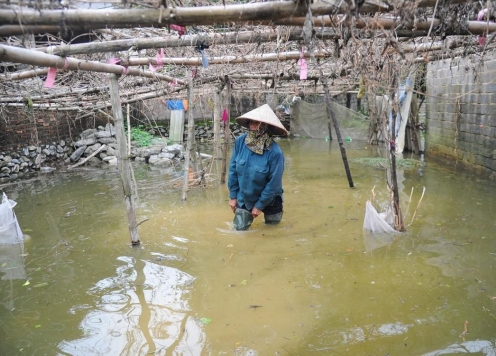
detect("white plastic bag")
[0,193,24,244]
[363,200,397,234]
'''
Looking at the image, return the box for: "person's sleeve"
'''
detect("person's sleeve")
[228,138,240,199]
[255,150,284,210]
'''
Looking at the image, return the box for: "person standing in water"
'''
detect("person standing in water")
[228,104,288,230]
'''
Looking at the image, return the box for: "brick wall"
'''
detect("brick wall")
[425,50,496,178]
[0,108,110,151]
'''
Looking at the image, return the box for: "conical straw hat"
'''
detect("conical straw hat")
[235,104,288,136]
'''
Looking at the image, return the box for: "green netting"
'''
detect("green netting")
[290,99,370,140]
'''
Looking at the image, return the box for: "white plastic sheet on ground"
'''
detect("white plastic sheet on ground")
[0,192,24,244]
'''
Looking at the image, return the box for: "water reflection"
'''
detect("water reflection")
[423,340,496,355]
[59,253,205,355]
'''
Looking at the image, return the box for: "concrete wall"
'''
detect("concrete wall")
[139,91,281,125]
[138,91,359,125]
[425,50,496,178]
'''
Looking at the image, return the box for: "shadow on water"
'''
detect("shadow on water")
[1,138,496,355]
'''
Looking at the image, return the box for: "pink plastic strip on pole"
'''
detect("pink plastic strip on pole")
[222,108,228,123]
[108,57,120,65]
[170,24,186,36]
[44,67,57,88]
[298,58,308,80]
[156,50,164,69]
[298,49,308,80]
[478,9,488,46]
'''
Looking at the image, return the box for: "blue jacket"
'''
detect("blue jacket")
[228,133,285,211]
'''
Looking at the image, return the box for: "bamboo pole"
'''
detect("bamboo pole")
[387,74,405,232]
[220,77,231,184]
[2,54,339,84]
[67,144,107,169]
[127,103,131,156]
[0,45,186,84]
[0,0,470,29]
[64,85,187,121]
[0,2,320,28]
[31,29,339,56]
[1,103,82,110]
[320,70,354,188]
[3,16,491,38]
[182,79,195,201]
[0,1,486,36]
[277,17,496,37]
[121,50,331,67]
[213,87,222,160]
[0,68,48,81]
[109,73,140,245]
[0,84,110,102]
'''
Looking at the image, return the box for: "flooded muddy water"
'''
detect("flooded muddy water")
[1,138,496,355]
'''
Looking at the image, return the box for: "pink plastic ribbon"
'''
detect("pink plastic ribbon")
[170,24,186,36]
[478,9,488,46]
[156,48,164,69]
[222,108,228,123]
[44,67,57,88]
[107,57,120,65]
[298,50,308,80]
[169,79,178,88]
[478,8,488,21]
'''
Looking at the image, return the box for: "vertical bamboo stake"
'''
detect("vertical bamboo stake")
[213,87,222,159]
[320,72,354,188]
[127,103,131,155]
[389,107,405,231]
[388,73,405,232]
[182,78,194,201]
[220,77,231,184]
[109,74,140,245]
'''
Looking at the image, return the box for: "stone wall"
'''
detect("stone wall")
[425,50,496,178]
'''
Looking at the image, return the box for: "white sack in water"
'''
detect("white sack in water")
[0,193,24,244]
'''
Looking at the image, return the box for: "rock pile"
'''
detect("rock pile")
[0,141,71,183]
[0,122,248,184]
